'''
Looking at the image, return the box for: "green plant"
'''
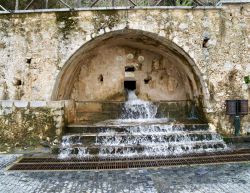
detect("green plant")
[244,76,250,84]
[176,0,193,6]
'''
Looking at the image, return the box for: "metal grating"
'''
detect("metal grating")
[7,149,250,171]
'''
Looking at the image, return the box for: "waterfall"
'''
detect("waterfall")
[121,90,158,119]
[59,90,227,159]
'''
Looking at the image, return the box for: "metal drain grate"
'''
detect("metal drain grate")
[17,149,250,163]
[7,149,250,171]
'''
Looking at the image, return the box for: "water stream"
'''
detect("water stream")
[59,90,227,159]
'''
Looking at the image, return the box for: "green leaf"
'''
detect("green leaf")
[244,76,250,84]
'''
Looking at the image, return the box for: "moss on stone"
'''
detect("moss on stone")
[92,10,120,33]
[0,107,59,152]
[56,11,79,39]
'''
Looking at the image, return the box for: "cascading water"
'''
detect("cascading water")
[59,90,227,159]
[121,90,158,119]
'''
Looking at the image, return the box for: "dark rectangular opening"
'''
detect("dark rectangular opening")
[124,80,136,90]
[125,66,135,72]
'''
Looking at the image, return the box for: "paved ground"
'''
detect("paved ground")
[1,154,250,193]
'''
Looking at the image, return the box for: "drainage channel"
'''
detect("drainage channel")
[7,149,250,171]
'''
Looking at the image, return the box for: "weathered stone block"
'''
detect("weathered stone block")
[76,112,119,123]
[53,110,64,116]
[0,103,64,152]
[14,101,29,108]
[3,108,13,115]
[54,116,64,123]
[1,101,13,108]
[76,102,102,113]
[47,101,65,109]
[56,122,64,129]
[30,101,47,107]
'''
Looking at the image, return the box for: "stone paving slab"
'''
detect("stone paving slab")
[1,154,250,193]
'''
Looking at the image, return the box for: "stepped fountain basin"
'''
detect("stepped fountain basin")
[59,92,227,159]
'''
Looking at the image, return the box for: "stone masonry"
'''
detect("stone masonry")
[0,100,64,152]
[0,2,249,151]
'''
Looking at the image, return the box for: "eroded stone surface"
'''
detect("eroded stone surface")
[0,101,64,152]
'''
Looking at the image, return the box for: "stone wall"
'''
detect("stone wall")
[73,100,195,124]
[0,100,64,152]
[0,3,249,135]
[69,44,194,101]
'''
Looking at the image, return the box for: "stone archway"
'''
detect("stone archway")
[52,29,210,123]
[53,29,208,101]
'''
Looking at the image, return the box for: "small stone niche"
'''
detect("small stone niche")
[98,74,104,83]
[13,78,22,86]
[125,66,135,72]
[26,58,32,64]
[124,80,136,90]
[202,37,210,48]
[144,75,152,84]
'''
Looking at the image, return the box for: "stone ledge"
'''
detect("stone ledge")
[0,100,65,109]
[224,136,250,143]
[30,101,47,108]
[47,101,65,108]
[0,101,13,108]
[14,101,29,108]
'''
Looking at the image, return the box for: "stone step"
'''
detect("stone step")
[75,113,200,124]
[59,140,227,157]
[65,130,216,137]
[66,123,209,134]
[62,131,222,146]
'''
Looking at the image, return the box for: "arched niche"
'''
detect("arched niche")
[52,29,209,109]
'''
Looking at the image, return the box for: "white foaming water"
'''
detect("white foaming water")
[59,135,90,159]
[121,90,158,120]
[97,124,227,158]
[59,90,227,159]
